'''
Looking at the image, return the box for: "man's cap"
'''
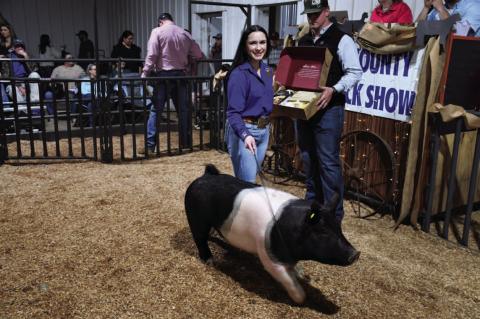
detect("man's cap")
[301,0,329,15]
[213,33,222,39]
[13,39,25,48]
[158,12,173,21]
[76,30,88,37]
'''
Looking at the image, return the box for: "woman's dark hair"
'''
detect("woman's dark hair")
[39,34,51,54]
[0,24,16,44]
[225,25,271,95]
[229,25,271,72]
[118,30,134,45]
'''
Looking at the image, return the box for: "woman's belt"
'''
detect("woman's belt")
[243,116,270,128]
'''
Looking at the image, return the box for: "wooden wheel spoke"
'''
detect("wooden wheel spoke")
[340,130,395,213]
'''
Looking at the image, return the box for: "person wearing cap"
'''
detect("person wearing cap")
[0,39,35,80]
[268,31,282,67]
[370,0,413,24]
[210,33,222,73]
[76,30,94,70]
[141,12,203,153]
[2,39,43,114]
[296,0,362,222]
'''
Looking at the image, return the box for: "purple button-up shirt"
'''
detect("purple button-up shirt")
[227,61,274,140]
[143,23,203,74]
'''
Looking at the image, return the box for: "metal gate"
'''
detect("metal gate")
[0,74,224,164]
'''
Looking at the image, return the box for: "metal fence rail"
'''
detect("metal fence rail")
[0,73,225,163]
[421,113,480,249]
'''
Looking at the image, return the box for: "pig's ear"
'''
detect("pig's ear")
[306,201,322,224]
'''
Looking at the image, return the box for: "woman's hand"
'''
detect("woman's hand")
[244,135,256,154]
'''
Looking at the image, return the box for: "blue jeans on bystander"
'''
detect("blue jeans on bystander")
[147,70,189,149]
[296,105,345,222]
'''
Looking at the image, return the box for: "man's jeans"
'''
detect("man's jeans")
[147,70,190,149]
[296,105,345,222]
[225,122,270,183]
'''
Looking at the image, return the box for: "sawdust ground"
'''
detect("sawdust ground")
[1,149,479,319]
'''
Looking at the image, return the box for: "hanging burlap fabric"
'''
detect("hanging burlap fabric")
[356,22,418,54]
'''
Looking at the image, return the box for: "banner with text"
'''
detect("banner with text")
[345,47,425,122]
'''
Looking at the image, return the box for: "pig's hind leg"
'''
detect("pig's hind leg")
[185,207,214,263]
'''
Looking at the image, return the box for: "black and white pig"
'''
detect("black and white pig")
[184,164,360,304]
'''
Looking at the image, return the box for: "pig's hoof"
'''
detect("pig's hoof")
[204,258,214,266]
[294,265,311,283]
[290,290,306,304]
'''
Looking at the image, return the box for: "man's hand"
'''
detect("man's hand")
[244,135,256,154]
[317,86,335,110]
[141,72,147,78]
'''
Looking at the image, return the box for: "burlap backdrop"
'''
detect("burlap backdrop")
[397,37,480,226]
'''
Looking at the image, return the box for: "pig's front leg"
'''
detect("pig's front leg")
[257,248,306,304]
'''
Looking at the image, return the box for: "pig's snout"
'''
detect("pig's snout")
[347,250,360,265]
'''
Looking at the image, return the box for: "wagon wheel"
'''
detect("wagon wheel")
[262,144,295,184]
[339,130,395,218]
[261,117,297,184]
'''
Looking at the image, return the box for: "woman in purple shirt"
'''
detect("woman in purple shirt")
[225,25,273,183]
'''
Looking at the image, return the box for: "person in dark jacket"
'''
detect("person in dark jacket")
[76,30,94,70]
[296,0,362,222]
[110,30,142,74]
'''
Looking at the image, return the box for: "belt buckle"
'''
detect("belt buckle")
[257,116,269,129]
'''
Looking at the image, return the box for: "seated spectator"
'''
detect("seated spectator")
[38,34,62,78]
[111,30,142,74]
[417,0,480,36]
[48,53,86,115]
[416,0,453,21]
[2,40,44,116]
[77,63,97,126]
[50,53,86,92]
[370,0,413,24]
[0,24,16,57]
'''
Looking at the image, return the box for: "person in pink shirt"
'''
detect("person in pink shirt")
[141,12,204,153]
[370,0,414,24]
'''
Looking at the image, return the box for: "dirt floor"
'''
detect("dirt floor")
[1,148,479,318]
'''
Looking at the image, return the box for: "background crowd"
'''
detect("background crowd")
[0,0,478,128]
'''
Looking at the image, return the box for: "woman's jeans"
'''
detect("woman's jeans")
[225,122,270,183]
